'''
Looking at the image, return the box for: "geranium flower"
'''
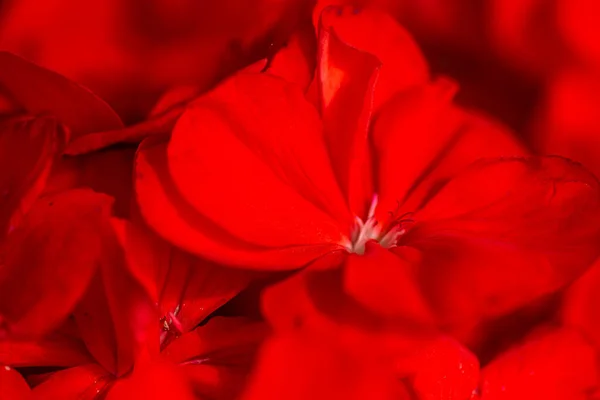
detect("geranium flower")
[0,51,122,239]
[1,317,266,399]
[136,6,600,337]
[0,50,255,390]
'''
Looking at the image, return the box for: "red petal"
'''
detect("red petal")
[0,366,32,399]
[64,60,269,155]
[374,84,529,223]
[158,250,253,334]
[168,72,350,245]
[0,330,92,368]
[0,189,113,337]
[411,336,480,400]
[135,135,341,269]
[371,80,460,221]
[262,255,436,361]
[163,318,267,400]
[261,254,348,332]
[0,52,123,138]
[479,328,598,400]
[319,6,428,109]
[241,332,411,400]
[74,219,158,377]
[533,68,600,178]
[316,9,379,217]
[162,317,268,364]
[411,157,600,329]
[32,364,112,399]
[106,359,195,400]
[267,27,316,90]
[402,111,527,218]
[562,258,600,350]
[63,109,181,155]
[344,242,432,322]
[558,0,600,66]
[45,148,136,218]
[0,115,62,237]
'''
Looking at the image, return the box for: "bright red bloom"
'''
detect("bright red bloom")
[0,49,256,396]
[0,51,123,238]
[3,317,267,399]
[137,6,600,337]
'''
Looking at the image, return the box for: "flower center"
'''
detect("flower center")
[160,304,183,348]
[345,194,412,255]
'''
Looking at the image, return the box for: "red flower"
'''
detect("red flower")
[0,50,255,392]
[0,51,123,239]
[4,317,267,399]
[137,6,600,336]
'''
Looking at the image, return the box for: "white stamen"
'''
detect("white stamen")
[346,194,407,255]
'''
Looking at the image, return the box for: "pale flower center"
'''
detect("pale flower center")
[346,194,409,255]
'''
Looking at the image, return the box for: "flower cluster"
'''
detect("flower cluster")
[1,1,600,399]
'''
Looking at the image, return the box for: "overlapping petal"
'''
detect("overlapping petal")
[0,52,123,138]
[0,115,63,237]
[31,364,112,399]
[242,332,410,400]
[409,156,600,330]
[137,73,353,269]
[0,189,114,337]
[479,328,598,400]
[0,366,32,399]
[74,219,158,377]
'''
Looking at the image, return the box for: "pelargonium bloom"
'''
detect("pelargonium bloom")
[137,5,600,336]
[1,317,266,399]
[0,50,255,391]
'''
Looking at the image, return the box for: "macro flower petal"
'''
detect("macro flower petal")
[136,135,341,269]
[168,72,350,245]
[410,336,480,400]
[410,156,600,328]
[344,242,431,322]
[73,218,158,377]
[267,28,316,90]
[0,366,31,399]
[372,84,526,221]
[316,10,379,216]
[0,115,63,237]
[372,80,460,219]
[0,327,92,368]
[241,332,411,400]
[63,61,269,156]
[158,250,253,336]
[0,52,123,138]
[163,317,268,399]
[562,258,600,350]
[45,147,136,218]
[31,364,112,399]
[106,358,195,400]
[479,328,598,400]
[319,5,429,109]
[0,189,114,337]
